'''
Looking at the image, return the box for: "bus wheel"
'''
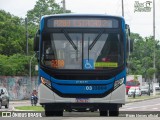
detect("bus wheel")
[45,110,63,116]
[45,105,63,116]
[109,110,119,116]
[45,110,54,117]
[100,111,108,116]
[108,107,119,116]
[54,111,63,116]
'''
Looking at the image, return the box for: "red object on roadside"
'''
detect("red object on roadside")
[126,80,140,94]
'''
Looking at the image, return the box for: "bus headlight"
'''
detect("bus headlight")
[114,78,124,89]
[41,77,51,88]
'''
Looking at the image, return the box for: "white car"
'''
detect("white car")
[128,87,141,97]
[141,85,150,95]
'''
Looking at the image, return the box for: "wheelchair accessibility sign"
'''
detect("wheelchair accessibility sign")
[83,59,94,70]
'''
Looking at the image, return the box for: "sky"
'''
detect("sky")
[0,0,160,40]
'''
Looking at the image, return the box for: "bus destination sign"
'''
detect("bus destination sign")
[47,18,118,28]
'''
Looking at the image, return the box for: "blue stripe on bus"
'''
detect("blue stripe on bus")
[121,18,125,30]
[39,69,126,94]
[51,69,126,85]
[39,68,126,85]
[52,82,113,94]
[40,17,45,31]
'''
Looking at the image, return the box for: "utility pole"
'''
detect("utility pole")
[153,0,156,83]
[62,0,66,13]
[152,0,156,96]
[25,17,28,55]
[122,0,124,17]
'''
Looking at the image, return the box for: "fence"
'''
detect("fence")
[0,76,38,100]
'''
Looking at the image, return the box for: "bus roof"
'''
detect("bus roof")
[41,13,124,20]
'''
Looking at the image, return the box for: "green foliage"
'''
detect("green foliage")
[0,54,38,76]
[0,0,71,76]
[129,33,160,82]
[27,0,71,24]
[0,10,26,56]
[26,0,71,54]
[0,54,27,75]
[146,68,156,79]
[0,10,36,76]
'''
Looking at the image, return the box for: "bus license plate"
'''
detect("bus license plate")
[76,98,89,103]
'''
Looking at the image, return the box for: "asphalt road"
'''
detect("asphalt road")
[0,98,160,120]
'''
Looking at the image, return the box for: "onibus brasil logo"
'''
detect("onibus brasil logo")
[1,112,42,117]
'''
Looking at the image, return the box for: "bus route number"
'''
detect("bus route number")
[51,60,64,68]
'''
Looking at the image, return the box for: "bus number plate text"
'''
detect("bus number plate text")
[76,98,89,103]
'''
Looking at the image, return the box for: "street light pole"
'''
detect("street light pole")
[122,0,124,17]
[62,0,66,13]
[152,0,156,96]
[25,17,28,55]
[153,0,156,83]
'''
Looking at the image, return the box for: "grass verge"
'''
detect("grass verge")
[15,106,44,111]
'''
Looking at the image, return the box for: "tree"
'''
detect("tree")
[129,34,159,82]
[0,54,34,76]
[0,10,26,56]
[146,68,156,80]
[26,0,71,55]
[27,0,71,25]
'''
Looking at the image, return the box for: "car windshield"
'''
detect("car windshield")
[41,30,124,70]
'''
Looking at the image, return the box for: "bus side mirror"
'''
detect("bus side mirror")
[34,30,40,52]
[130,39,133,52]
[125,24,130,36]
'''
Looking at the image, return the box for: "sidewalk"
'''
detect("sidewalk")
[10,100,30,104]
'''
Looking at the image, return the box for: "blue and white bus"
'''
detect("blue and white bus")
[34,14,131,116]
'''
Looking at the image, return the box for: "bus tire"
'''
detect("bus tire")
[54,111,63,116]
[45,110,63,116]
[45,105,63,117]
[108,106,119,116]
[45,111,53,117]
[100,111,108,116]
[109,110,119,116]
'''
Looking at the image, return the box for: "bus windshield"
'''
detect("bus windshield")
[41,30,124,70]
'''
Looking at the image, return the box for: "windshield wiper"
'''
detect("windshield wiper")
[62,29,77,50]
[89,29,104,50]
